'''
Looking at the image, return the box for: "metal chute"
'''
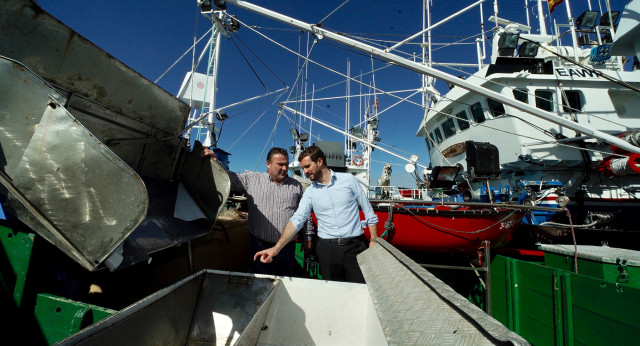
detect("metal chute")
[0,59,148,271]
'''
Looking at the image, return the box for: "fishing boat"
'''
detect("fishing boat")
[414,0,640,245]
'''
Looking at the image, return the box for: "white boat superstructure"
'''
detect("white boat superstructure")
[415,0,640,230]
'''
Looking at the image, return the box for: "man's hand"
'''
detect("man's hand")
[200,147,218,160]
[254,247,278,263]
[368,239,378,248]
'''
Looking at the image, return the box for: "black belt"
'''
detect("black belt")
[323,236,361,246]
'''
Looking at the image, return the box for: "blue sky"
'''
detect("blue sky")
[36,0,629,187]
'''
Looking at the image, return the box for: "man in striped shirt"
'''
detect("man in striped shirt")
[202,146,313,276]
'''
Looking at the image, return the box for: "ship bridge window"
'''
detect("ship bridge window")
[470,102,486,124]
[425,136,431,152]
[442,117,456,138]
[487,99,506,117]
[535,90,554,111]
[513,88,529,103]
[433,128,443,144]
[455,110,470,131]
[518,42,539,57]
[428,132,436,149]
[561,90,583,112]
[498,33,519,57]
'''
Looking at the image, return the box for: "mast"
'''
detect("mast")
[564,0,580,61]
[203,11,224,147]
[346,59,350,161]
[537,0,548,35]
[223,0,640,155]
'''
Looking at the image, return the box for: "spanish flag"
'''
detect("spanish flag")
[548,0,565,13]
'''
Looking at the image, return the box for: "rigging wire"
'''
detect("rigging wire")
[226,89,290,150]
[155,27,213,84]
[281,88,420,103]
[298,64,396,101]
[252,34,318,169]
[234,16,423,108]
[228,34,268,90]
[255,110,284,171]
[318,0,351,25]
[231,33,288,87]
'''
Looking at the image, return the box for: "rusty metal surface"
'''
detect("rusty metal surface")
[358,239,530,345]
[1,58,148,271]
[0,0,190,180]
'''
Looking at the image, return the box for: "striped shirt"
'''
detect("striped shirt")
[228,171,311,243]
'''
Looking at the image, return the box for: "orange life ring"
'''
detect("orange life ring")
[352,155,363,166]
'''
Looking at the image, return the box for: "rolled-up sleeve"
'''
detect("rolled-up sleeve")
[290,188,314,231]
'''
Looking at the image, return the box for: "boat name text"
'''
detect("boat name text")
[554,68,602,78]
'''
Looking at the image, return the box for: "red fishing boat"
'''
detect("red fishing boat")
[363,201,527,253]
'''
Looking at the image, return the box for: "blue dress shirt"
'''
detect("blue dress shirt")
[290,170,379,239]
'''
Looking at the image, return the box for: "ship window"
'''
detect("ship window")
[535,90,554,111]
[513,88,528,103]
[428,131,436,147]
[470,102,486,123]
[434,128,443,143]
[561,90,583,112]
[425,136,431,151]
[442,118,456,138]
[487,99,506,117]
[455,110,470,131]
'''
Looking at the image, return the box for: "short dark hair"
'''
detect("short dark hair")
[267,147,289,162]
[298,145,326,165]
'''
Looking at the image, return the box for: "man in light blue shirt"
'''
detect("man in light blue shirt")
[255,146,379,283]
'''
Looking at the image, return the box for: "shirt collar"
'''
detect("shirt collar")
[313,169,336,187]
[268,174,289,185]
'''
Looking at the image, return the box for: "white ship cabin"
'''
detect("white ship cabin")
[418,12,640,172]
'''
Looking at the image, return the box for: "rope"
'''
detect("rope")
[566,209,579,274]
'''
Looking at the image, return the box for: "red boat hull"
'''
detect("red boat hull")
[363,203,526,253]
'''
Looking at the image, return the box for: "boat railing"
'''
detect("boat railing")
[368,185,427,201]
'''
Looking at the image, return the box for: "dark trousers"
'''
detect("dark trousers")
[250,235,296,276]
[316,238,367,283]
